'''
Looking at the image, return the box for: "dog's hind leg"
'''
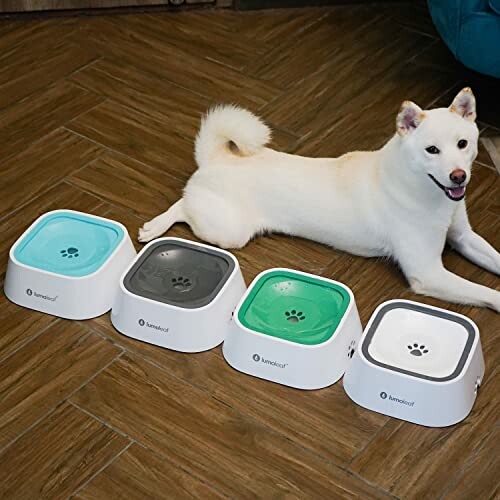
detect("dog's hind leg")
[183,190,255,249]
[189,209,254,250]
[138,199,185,242]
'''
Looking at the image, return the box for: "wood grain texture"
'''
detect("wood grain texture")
[465,164,499,220]
[71,353,391,498]
[0,45,97,110]
[68,100,197,179]
[76,16,281,109]
[443,428,500,500]
[68,151,185,217]
[0,321,121,449]
[0,403,129,500]
[0,129,102,220]
[76,443,224,499]
[0,81,104,163]
[0,18,71,48]
[0,20,97,108]
[107,13,252,68]
[0,4,498,498]
[387,1,438,37]
[479,127,500,173]
[261,18,437,137]
[0,292,57,363]
[234,7,331,44]
[245,6,376,88]
[70,57,212,136]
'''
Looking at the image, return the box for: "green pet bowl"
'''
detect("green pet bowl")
[238,269,350,345]
[223,268,362,389]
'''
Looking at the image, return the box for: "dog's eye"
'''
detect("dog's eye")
[457,139,468,149]
[425,146,440,154]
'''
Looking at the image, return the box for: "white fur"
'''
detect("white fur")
[139,90,500,312]
[194,104,271,169]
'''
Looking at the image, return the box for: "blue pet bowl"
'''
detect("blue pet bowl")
[5,210,136,319]
[13,211,125,277]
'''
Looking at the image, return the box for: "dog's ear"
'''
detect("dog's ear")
[450,87,476,121]
[396,101,425,136]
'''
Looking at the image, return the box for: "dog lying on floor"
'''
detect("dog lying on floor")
[139,88,500,312]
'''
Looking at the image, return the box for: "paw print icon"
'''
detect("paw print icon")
[285,309,305,323]
[408,343,429,357]
[60,247,79,259]
[171,276,192,291]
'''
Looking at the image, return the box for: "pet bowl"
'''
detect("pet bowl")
[222,268,363,389]
[343,299,484,427]
[4,209,136,319]
[111,237,246,353]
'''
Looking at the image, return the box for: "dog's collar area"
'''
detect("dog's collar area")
[428,174,466,201]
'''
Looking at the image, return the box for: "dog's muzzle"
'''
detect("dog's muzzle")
[428,174,466,201]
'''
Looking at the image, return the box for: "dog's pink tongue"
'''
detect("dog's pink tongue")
[447,186,466,199]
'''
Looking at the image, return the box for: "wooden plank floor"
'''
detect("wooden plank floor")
[0,4,499,499]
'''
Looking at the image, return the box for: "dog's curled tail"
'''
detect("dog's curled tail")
[194,104,271,169]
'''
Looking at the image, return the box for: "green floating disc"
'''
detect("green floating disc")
[238,270,350,345]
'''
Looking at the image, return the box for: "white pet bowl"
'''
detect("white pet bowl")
[343,299,484,427]
[4,209,136,319]
[111,237,246,353]
[222,268,363,390]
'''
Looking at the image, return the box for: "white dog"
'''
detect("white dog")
[139,88,500,312]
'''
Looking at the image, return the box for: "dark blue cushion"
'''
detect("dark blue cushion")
[427,0,500,78]
[489,1,500,15]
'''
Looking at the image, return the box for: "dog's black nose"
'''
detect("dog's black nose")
[450,169,466,184]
